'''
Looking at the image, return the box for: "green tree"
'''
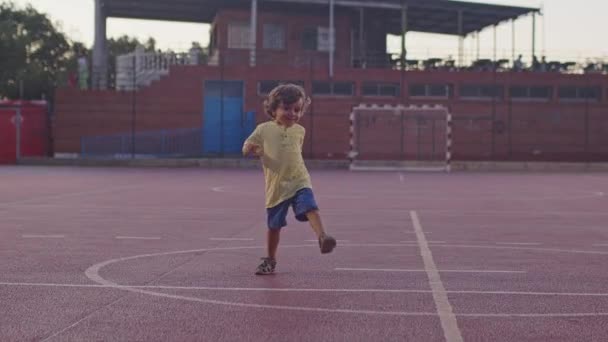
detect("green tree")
[0,1,74,100]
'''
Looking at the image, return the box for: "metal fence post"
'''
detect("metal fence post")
[15,107,22,162]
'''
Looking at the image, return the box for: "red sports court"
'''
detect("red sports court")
[1,166,607,341]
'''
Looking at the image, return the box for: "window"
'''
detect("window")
[302,28,317,51]
[509,86,552,100]
[263,24,285,50]
[580,87,601,100]
[316,27,332,52]
[301,27,333,51]
[429,84,449,97]
[228,22,250,49]
[409,85,426,97]
[558,86,601,101]
[530,86,552,99]
[333,82,354,96]
[362,82,400,97]
[312,81,354,96]
[460,84,503,99]
[409,84,450,98]
[258,81,305,95]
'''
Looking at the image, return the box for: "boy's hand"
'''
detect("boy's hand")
[243,143,263,157]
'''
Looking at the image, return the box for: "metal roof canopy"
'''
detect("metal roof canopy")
[102,0,540,36]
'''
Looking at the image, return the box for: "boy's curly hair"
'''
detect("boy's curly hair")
[263,83,311,118]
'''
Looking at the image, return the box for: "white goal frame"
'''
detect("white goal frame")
[348,104,452,172]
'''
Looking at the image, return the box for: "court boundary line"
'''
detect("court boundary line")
[410,210,464,342]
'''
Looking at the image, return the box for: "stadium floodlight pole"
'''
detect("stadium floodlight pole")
[250,0,257,67]
[329,0,335,78]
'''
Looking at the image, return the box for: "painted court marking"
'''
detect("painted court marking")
[0,185,142,207]
[410,210,464,342]
[115,236,161,240]
[6,282,608,298]
[210,185,603,202]
[22,234,65,239]
[306,239,350,243]
[335,268,524,274]
[496,242,542,246]
[210,238,255,241]
[212,185,366,200]
[401,240,444,243]
[72,242,608,326]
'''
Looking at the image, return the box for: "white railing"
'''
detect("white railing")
[115,46,206,91]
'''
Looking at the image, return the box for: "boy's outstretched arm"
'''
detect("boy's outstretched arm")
[242,142,263,157]
[243,126,264,157]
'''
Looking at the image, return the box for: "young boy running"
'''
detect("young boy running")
[242,84,337,275]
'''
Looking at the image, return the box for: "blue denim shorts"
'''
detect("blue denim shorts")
[267,188,319,230]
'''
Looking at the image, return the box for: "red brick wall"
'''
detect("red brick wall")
[54,64,608,161]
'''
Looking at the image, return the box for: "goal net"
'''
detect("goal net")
[348,104,452,172]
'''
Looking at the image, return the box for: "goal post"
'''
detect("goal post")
[348,104,452,172]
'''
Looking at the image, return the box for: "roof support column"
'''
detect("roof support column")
[493,24,497,63]
[457,10,464,67]
[400,3,408,70]
[476,31,480,61]
[250,0,258,67]
[531,11,536,64]
[511,19,515,64]
[329,0,335,78]
[92,0,107,89]
[358,7,364,67]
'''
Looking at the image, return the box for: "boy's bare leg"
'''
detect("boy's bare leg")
[306,210,336,254]
[305,210,326,238]
[268,229,281,260]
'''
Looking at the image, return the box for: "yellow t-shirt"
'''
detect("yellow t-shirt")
[243,121,312,208]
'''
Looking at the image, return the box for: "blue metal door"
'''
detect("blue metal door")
[203,80,245,155]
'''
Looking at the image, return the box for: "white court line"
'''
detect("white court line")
[209,238,254,241]
[496,242,542,246]
[399,173,405,183]
[592,244,608,247]
[6,282,608,297]
[429,244,608,255]
[401,240,444,243]
[115,236,161,240]
[414,209,608,217]
[335,268,524,274]
[22,234,65,239]
[411,210,464,342]
[0,185,141,207]
[306,239,350,243]
[82,243,608,320]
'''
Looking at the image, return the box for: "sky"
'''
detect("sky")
[8,0,608,62]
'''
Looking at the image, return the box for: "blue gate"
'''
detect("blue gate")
[203,80,254,155]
